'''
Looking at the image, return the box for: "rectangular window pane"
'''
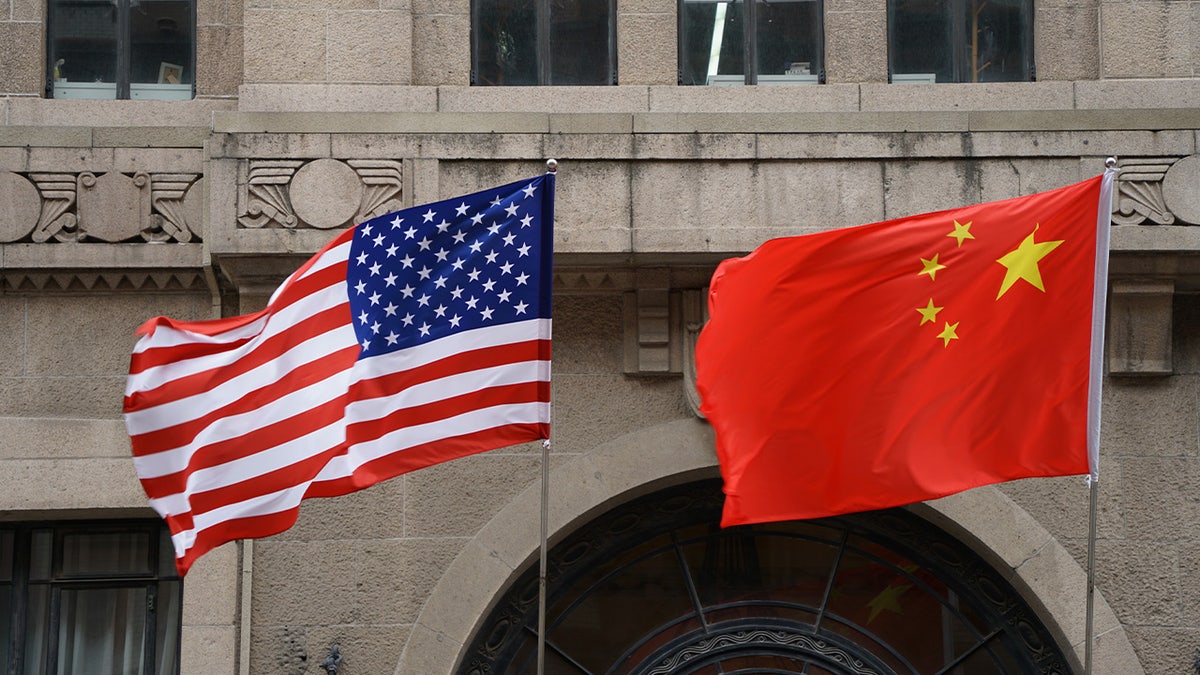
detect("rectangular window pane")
[0,530,12,579]
[547,1,610,85]
[57,587,147,675]
[61,532,152,578]
[0,587,9,669]
[49,0,119,99]
[680,0,745,85]
[755,0,821,82]
[890,0,951,82]
[966,0,1029,82]
[30,530,52,582]
[155,582,182,675]
[129,0,193,101]
[24,585,48,675]
[474,0,538,85]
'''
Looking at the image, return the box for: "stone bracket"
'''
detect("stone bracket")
[1106,280,1175,376]
[623,268,683,375]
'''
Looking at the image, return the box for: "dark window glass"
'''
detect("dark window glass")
[48,0,195,100]
[680,0,824,85]
[889,0,1032,83]
[472,0,616,85]
[0,522,181,675]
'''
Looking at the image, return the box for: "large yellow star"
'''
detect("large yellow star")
[937,322,959,347]
[996,225,1064,299]
[916,299,942,325]
[919,253,946,280]
[947,220,974,247]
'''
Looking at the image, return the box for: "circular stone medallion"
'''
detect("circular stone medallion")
[1162,154,1200,225]
[289,159,363,229]
[0,172,41,242]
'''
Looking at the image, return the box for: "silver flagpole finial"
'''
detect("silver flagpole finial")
[1105,157,1118,169]
[546,159,558,173]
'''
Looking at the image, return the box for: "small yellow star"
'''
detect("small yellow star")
[937,322,959,347]
[867,583,912,623]
[947,220,974,247]
[916,299,942,325]
[996,225,1065,299]
[919,253,947,280]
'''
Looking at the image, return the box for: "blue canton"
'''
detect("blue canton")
[347,175,552,358]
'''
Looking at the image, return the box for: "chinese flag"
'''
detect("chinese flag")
[696,174,1114,526]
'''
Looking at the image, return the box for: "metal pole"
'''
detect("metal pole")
[537,158,557,675]
[1084,478,1098,674]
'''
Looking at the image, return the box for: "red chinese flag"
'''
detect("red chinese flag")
[696,174,1114,526]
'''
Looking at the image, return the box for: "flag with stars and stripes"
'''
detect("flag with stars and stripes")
[124,173,554,575]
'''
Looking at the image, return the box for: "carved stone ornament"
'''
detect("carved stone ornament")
[1112,155,1199,227]
[237,158,403,229]
[0,172,41,242]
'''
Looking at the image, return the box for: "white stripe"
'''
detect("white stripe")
[131,314,270,354]
[132,366,353,479]
[314,401,552,482]
[125,281,350,397]
[125,321,357,436]
[345,358,550,422]
[347,318,551,383]
[170,482,311,556]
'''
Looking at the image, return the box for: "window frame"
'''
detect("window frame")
[677,0,827,86]
[1,520,182,675]
[469,0,618,86]
[45,0,197,100]
[886,0,1034,84]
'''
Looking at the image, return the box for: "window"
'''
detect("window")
[0,521,182,675]
[471,0,617,85]
[680,0,824,85]
[888,0,1032,83]
[47,0,195,100]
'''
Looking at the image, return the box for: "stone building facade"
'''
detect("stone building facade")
[1,0,1198,673]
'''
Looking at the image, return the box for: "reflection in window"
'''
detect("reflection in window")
[471,0,616,85]
[463,479,1070,673]
[888,0,1032,83]
[47,0,195,100]
[680,0,824,85]
[0,522,182,675]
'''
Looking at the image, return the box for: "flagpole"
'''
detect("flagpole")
[536,158,557,675]
[1084,157,1118,675]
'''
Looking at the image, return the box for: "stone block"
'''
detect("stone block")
[272,478,406,541]
[618,12,676,86]
[0,457,148,511]
[0,22,42,95]
[300,624,408,675]
[1123,626,1199,675]
[403,452,541,537]
[631,161,758,252]
[1183,541,1200,625]
[861,82,1074,112]
[0,299,23,377]
[882,160,983,219]
[631,132,756,159]
[977,157,1084,202]
[354,537,463,624]
[997,468,1124,541]
[1093,538,1181,626]
[1035,5,1099,81]
[551,374,687,453]
[179,624,237,675]
[1119,456,1200,541]
[238,84,439,113]
[1101,376,1200,457]
[1076,79,1200,111]
[244,9,326,83]
[251,539,359,625]
[824,9,888,83]
[647,85,860,113]
[1107,280,1174,375]
[412,12,471,86]
[180,542,239,625]
[112,147,206,174]
[553,295,626,374]
[439,86,651,113]
[5,99,236,128]
[327,11,412,85]
[618,0,674,12]
[1099,2,1195,78]
[543,131,635,160]
[214,131,332,159]
[8,146,115,173]
[397,622,465,675]
[12,0,43,21]
[548,113,635,134]
[196,25,244,98]
[756,159,886,232]
[0,375,125,418]
[0,417,131,459]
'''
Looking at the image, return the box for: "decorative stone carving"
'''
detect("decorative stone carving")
[623,269,680,375]
[682,288,708,419]
[238,160,302,228]
[0,172,41,243]
[1,269,208,293]
[1111,156,1195,226]
[149,174,202,242]
[27,173,78,243]
[235,158,404,230]
[76,171,153,242]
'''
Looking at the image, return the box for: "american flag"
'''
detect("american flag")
[124,174,553,575]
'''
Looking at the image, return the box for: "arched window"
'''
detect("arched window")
[471,0,617,86]
[679,0,825,85]
[463,479,1069,673]
[888,0,1033,83]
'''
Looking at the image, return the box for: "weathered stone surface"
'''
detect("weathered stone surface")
[1162,154,1200,224]
[290,158,363,228]
[0,172,40,242]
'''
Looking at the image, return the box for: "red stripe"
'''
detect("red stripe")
[182,445,344,515]
[124,304,354,416]
[136,391,349,498]
[129,336,256,377]
[307,422,549,498]
[129,345,358,457]
[171,509,303,576]
[348,339,550,402]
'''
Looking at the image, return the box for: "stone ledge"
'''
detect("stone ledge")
[0,242,205,269]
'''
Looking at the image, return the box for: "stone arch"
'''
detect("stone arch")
[396,417,1142,673]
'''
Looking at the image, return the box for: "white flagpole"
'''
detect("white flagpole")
[1084,157,1118,675]
[537,158,558,675]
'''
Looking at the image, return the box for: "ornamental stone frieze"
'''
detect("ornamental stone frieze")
[1113,155,1200,227]
[0,170,202,244]
[236,158,404,230]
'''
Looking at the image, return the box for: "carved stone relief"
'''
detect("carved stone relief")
[0,170,201,243]
[1113,155,1200,226]
[236,158,403,230]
